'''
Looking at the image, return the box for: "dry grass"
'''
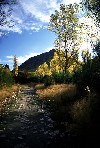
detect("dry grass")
[36,83,76,101]
[70,98,90,124]
[0,84,21,112]
[70,93,97,125]
[34,83,45,90]
[0,84,20,102]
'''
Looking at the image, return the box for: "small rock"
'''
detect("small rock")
[18,136,23,140]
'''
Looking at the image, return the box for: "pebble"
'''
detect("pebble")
[18,136,23,140]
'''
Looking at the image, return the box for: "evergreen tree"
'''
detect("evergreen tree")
[13,55,18,76]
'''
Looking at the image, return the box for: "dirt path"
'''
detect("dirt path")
[0,86,68,148]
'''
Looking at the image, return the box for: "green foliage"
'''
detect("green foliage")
[43,75,54,86]
[15,71,28,84]
[93,41,100,58]
[90,57,100,93]
[81,49,91,63]
[48,3,79,73]
[0,65,14,88]
[73,63,91,95]
[52,71,73,84]
[73,55,100,95]
[52,72,65,83]
[82,0,100,23]
[34,49,80,84]
[16,71,39,84]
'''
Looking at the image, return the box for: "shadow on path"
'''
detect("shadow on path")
[0,86,70,148]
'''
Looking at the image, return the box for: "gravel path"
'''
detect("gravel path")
[0,86,68,148]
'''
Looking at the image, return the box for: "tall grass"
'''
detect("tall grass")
[36,84,77,124]
[36,83,100,139]
[0,85,19,99]
[36,84,76,101]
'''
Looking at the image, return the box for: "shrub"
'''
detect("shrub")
[43,75,54,86]
[52,71,73,84]
[0,65,14,88]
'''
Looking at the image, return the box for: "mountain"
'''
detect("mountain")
[19,49,55,71]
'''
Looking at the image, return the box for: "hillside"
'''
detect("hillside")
[19,49,55,71]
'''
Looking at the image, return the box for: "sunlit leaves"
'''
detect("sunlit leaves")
[48,3,80,72]
[35,62,51,77]
[50,50,65,73]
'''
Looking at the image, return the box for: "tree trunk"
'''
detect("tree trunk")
[64,36,68,73]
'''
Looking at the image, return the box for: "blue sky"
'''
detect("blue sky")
[0,0,99,70]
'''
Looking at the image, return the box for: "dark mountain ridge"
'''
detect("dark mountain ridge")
[19,49,55,71]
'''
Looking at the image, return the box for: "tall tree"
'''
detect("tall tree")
[13,55,18,76]
[48,3,79,73]
[81,0,100,58]
[81,0,100,23]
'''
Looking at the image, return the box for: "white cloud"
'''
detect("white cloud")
[6,51,41,65]
[62,0,80,5]
[3,51,40,70]
[6,56,14,59]
[18,52,41,64]
[44,46,54,52]
[0,0,81,34]
[19,0,52,23]
[4,47,55,69]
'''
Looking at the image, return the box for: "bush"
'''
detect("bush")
[0,65,14,88]
[52,71,73,84]
[73,57,100,95]
[43,75,54,86]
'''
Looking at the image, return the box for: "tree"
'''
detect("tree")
[50,49,65,73]
[48,3,79,73]
[81,0,100,23]
[13,55,18,76]
[35,62,51,77]
[0,64,14,88]
[82,49,91,63]
[50,49,80,74]
[4,64,10,70]
[93,41,100,58]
